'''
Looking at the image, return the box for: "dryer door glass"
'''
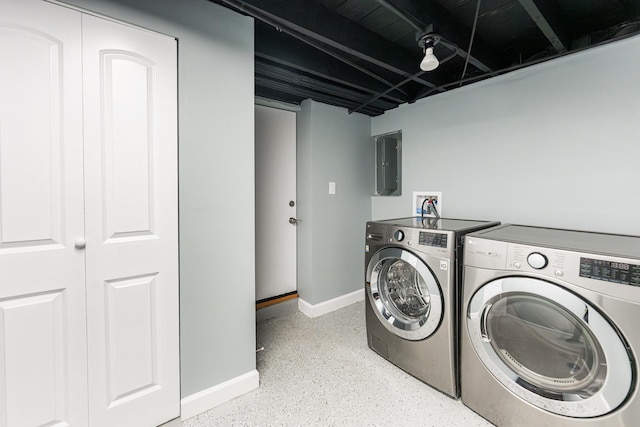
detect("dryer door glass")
[467,277,633,418]
[485,294,604,396]
[367,247,443,341]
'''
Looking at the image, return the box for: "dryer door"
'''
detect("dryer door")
[366,247,443,341]
[466,276,633,418]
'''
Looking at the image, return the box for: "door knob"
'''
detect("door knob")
[74,238,86,249]
[289,217,301,225]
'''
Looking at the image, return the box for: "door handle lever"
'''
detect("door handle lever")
[289,217,301,225]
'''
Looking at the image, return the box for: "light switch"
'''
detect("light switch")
[329,182,336,195]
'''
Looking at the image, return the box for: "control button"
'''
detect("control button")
[527,252,548,269]
[513,262,521,269]
[394,230,404,242]
[555,270,564,277]
[407,241,412,246]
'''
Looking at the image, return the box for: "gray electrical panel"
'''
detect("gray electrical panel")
[374,131,402,196]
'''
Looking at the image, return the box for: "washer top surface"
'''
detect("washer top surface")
[472,224,640,260]
[371,217,499,233]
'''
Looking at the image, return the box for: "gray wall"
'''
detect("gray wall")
[63,0,256,397]
[297,100,373,304]
[372,35,640,236]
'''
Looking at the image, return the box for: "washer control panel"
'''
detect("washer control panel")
[419,231,448,248]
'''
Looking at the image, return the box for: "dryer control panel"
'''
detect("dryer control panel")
[579,257,640,287]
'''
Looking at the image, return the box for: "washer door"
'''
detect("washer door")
[366,247,443,341]
[467,276,633,418]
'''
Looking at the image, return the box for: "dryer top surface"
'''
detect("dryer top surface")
[471,224,640,260]
[370,217,500,234]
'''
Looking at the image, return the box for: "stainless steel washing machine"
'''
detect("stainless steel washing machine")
[365,217,500,397]
[461,224,640,426]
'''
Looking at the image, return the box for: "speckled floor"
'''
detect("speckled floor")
[182,299,493,427]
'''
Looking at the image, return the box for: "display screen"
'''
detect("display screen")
[419,231,448,248]
[579,257,640,287]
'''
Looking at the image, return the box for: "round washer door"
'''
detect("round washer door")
[466,276,634,418]
[366,247,443,341]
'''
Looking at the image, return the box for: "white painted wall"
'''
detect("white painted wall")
[297,100,373,304]
[372,35,640,236]
[61,0,256,400]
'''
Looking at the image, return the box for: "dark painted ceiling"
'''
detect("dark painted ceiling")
[213,0,640,116]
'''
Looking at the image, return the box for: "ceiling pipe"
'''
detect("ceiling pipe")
[517,0,568,52]
[412,29,635,102]
[256,61,398,110]
[216,0,440,90]
[256,77,384,116]
[373,0,425,33]
[350,47,459,114]
[256,52,407,104]
[374,0,493,73]
[227,2,412,98]
[258,25,412,98]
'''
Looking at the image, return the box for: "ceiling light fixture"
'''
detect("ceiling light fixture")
[418,34,441,72]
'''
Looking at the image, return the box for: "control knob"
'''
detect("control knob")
[394,230,405,242]
[527,252,548,269]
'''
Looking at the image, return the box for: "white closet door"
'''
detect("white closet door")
[82,15,179,427]
[0,1,88,426]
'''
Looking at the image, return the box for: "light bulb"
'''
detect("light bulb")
[420,47,439,71]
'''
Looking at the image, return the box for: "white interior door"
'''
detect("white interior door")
[255,105,297,301]
[82,14,179,427]
[0,1,88,425]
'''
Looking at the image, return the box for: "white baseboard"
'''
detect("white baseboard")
[298,288,364,318]
[180,370,259,421]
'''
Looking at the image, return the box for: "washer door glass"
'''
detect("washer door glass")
[367,247,443,341]
[467,277,633,418]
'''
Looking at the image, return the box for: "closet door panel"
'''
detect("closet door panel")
[0,292,66,427]
[101,53,154,239]
[82,14,179,427]
[0,1,87,426]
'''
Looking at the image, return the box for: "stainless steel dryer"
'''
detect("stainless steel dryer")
[365,217,500,398]
[461,224,640,426]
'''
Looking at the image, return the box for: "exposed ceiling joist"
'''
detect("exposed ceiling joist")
[256,60,398,111]
[217,0,444,91]
[214,0,640,116]
[254,26,408,103]
[373,0,424,33]
[382,0,503,72]
[517,0,569,52]
[256,76,384,116]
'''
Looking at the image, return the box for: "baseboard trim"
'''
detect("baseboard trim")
[298,289,364,318]
[180,370,259,421]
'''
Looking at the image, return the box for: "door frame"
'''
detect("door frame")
[254,102,299,302]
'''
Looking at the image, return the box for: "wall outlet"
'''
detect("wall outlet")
[413,191,442,217]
